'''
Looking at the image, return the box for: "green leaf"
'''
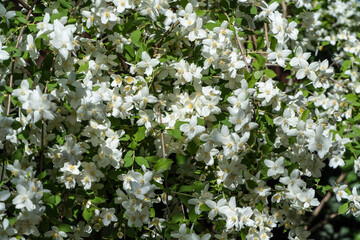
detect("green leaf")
[345,93,357,102]
[135,157,149,168]
[254,70,263,80]
[235,18,243,26]
[129,140,138,150]
[58,224,72,233]
[131,30,143,47]
[265,134,273,146]
[256,36,265,49]
[11,121,22,130]
[55,195,61,205]
[134,126,146,142]
[270,36,277,51]
[124,45,135,61]
[124,150,134,167]
[59,0,72,9]
[172,213,185,222]
[83,207,94,222]
[17,17,27,24]
[189,207,200,222]
[154,158,173,172]
[120,134,130,141]
[38,171,47,180]
[195,10,206,16]
[264,69,277,79]
[199,204,211,211]
[203,21,219,30]
[338,202,348,215]
[341,60,352,71]
[319,185,332,195]
[92,196,106,204]
[78,62,89,73]
[187,141,198,155]
[46,81,58,92]
[301,109,310,121]
[255,54,266,68]
[180,185,194,192]
[250,6,258,15]
[265,114,273,127]
[167,129,183,140]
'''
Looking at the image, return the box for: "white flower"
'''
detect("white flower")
[100,208,118,226]
[297,188,320,208]
[267,44,292,67]
[44,226,67,240]
[180,116,206,141]
[307,124,332,159]
[205,198,227,220]
[49,20,76,60]
[12,184,36,211]
[289,46,311,68]
[0,41,10,62]
[273,108,298,133]
[26,34,38,59]
[333,185,348,202]
[171,223,188,239]
[135,52,159,76]
[295,61,319,81]
[264,157,285,178]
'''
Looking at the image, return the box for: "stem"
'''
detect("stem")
[11,0,31,11]
[309,212,338,233]
[264,22,269,48]
[70,0,81,16]
[1,0,37,183]
[282,0,287,18]
[305,173,346,229]
[217,3,250,72]
[153,20,180,57]
[40,55,56,173]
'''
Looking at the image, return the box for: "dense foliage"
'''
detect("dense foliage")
[1,0,360,239]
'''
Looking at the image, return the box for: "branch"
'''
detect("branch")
[282,0,287,18]
[264,22,269,49]
[309,213,338,233]
[305,173,346,229]
[10,0,31,11]
[218,5,250,72]
[70,0,81,16]
[1,0,37,182]
[153,20,180,57]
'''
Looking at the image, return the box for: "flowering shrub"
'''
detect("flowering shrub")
[1,0,360,239]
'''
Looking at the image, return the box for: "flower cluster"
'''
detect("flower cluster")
[1,0,360,239]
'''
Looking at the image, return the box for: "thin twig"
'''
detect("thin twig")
[1,0,37,183]
[150,24,177,237]
[282,0,287,18]
[11,0,31,11]
[309,213,338,233]
[153,20,180,57]
[264,22,269,49]
[70,0,81,16]
[40,55,56,173]
[305,173,346,229]
[218,4,250,72]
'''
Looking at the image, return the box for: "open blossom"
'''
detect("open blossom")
[267,43,292,67]
[180,116,206,141]
[307,124,332,159]
[12,184,36,211]
[132,51,159,76]
[100,208,118,226]
[297,188,320,209]
[264,157,285,178]
[49,20,76,59]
